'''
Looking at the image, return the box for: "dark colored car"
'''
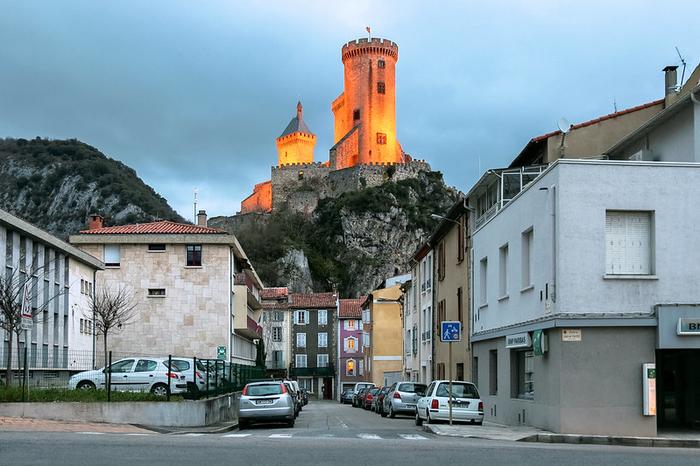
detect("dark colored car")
[374,386,391,414]
[353,387,370,408]
[341,389,354,404]
[363,387,381,410]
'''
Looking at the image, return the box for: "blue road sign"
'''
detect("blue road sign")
[441,321,461,342]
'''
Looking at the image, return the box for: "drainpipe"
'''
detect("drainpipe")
[92,269,97,369]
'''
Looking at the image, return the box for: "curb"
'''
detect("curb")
[520,433,700,449]
[140,422,238,435]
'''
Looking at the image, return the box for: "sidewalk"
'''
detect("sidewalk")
[424,421,700,448]
[0,416,155,434]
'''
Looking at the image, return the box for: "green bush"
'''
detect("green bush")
[0,386,183,402]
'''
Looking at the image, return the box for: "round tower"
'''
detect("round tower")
[334,38,402,166]
[276,101,316,166]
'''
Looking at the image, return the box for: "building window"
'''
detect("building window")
[437,241,445,281]
[376,133,387,145]
[514,350,534,399]
[273,311,284,322]
[456,363,464,381]
[186,244,202,266]
[318,309,327,325]
[317,354,329,368]
[345,337,357,352]
[436,363,445,380]
[295,310,308,324]
[377,59,385,69]
[359,360,364,375]
[457,215,465,262]
[272,350,284,368]
[345,319,356,331]
[298,171,304,180]
[104,245,120,267]
[377,82,385,94]
[412,326,418,355]
[296,333,306,348]
[473,356,479,389]
[353,109,360,121]
[362,332,370,347]
[272,326,282,342]
[318,332,328,348]
[489,350,498,396]
[437,300,446,327]
[605,211,653,275]
[147,244,166,252]
[499,244,509,298]
[479,257,488,306]
[457,287,463,325]
[521,228,533,289]
[295,354,307,368]
[147,288,166,297]
[346,359,355,376]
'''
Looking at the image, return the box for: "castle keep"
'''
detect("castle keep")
[240,37,428,214]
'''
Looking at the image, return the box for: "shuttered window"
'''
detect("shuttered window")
[605,211,652,275]
[104,245,120,267]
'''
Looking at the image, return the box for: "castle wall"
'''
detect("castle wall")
[330,125,359,170]
[327,160,431,196]
[271,163,331,212]
[240,180,272,214]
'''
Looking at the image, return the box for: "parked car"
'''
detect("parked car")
[352,382,375,407]
[354,387,370,408]
[415,380,483,426]
[340,389,354,404]
[382,382,427,418]
[363,387,381,410]
[374,386,391,414]
[238,381,296,428]
[68,356,206,396]
[282,380,302,416]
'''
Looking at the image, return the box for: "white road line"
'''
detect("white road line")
[77,432,105,435]
[222,433,252,438]
[358,433,382,440]
[183,433,204,437]
[399,434,428,440]
[269,433,293,438]
[124,433,150,436]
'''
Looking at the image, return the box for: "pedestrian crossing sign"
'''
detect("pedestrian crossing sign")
[441,321,461,342]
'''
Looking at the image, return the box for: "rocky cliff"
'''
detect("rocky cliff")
[0,137,183,237]
[211,170,460,296]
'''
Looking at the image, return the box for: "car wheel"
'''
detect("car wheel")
[77,381,95,390]
[415,412,423,426]
[474,420,483,426]
[389,404,396,419]
[150,383,169,397]
[287,419,295,428]
[238,419,248,430]
[380,407,387,418]
[425,410,432,425]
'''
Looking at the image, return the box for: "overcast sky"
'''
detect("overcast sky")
[1,0,698,219]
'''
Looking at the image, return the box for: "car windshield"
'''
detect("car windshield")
[398,383,427,394]
[369,388,380,395]
[436,382,479,399]
[247,384,283,396]
[165,360,191,372]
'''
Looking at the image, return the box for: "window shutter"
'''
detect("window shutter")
[626,213,651,274]
[293,312,298,325]
[305,310,309,324]
[605,212,626,274]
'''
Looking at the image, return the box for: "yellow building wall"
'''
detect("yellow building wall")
[369,285,404,386]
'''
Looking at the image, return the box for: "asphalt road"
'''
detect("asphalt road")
[1,400,699,465]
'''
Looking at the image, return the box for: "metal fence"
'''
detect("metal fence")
[0,347,266,401]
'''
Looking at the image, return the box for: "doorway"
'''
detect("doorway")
[656,349,700,429]
[322,377,333,400]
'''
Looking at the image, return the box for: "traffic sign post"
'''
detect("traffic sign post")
[441,321,461,425]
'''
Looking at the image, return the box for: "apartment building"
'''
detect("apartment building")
[261,287,291,378]
[0,208,103,385]
[408,245,433,383]
[365,283,405,387]
[69,211,263,365]
[337,297,367,395]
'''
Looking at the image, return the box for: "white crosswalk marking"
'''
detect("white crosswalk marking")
[269,433,293,438]
[124,433,150,436]
[184,433,204,437]
[77,432,105,435]
[358,433,381,440]
[223,433,252,438]
[399,434,427,440]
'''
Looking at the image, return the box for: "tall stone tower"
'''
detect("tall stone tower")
[277,101,316,166]
[331,38,403,169]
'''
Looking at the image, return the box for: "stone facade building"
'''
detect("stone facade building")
[69,213,263,365]
[260,286,291,378]
[337,297,367,396]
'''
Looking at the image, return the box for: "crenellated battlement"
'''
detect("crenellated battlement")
[342,37,398,62]
[272,161,329,171]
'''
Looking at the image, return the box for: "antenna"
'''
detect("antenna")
[193,187,198,223]
[675,46,687,88]
[613,96,618,113]
[557,117,571,134]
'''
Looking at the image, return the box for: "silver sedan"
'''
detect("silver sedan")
[238,381,296,428]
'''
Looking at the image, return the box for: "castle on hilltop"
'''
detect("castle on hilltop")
[240,37,430,214]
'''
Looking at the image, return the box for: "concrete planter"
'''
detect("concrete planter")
[0,392,240,427]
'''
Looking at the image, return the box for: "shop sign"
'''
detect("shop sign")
[505,332,531,349]
[533,329,548,356]
[217,346,227,360]
[677,318,700,336]
[642,363,656,416]
[562,329,582,342]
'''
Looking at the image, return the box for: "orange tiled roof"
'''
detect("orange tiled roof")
[78,220,226,235]
[261,287,289,300]
[289,292,337,309]
[339,297,366,318]
[262,300,288,309]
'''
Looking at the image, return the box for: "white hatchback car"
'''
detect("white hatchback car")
[68,357,206,396]
[415,380,484,426]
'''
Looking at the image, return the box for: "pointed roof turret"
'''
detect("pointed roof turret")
[279,101,314,138]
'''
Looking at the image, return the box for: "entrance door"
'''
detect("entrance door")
[323,377,333,400]
[657,349,700,429]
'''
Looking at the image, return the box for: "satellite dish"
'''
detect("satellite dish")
[557,117,571,134]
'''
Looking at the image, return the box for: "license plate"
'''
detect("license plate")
[256,399,273,405]
[405,404,416,408]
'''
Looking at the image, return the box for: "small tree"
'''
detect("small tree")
[0,261,64,386]
[85,285,137,369]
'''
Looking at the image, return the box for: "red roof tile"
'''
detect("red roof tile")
[530,99,664,143]
[289,292,338,309]
[261,287,289,300]
[262,300,288,309]
[78,220,226,235]
[339,297,366,318]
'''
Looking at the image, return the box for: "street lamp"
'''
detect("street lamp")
[430,213,460,225]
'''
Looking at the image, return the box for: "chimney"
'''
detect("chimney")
[663,65,678,97]
[88,214,104,230]
[197,209,207,227]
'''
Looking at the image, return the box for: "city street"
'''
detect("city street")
[1,401,699,465]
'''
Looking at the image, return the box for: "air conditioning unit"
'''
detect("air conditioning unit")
[629,148,653,161]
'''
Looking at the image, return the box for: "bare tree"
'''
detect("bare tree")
[85,285,137,369]
[0,261,64,386]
